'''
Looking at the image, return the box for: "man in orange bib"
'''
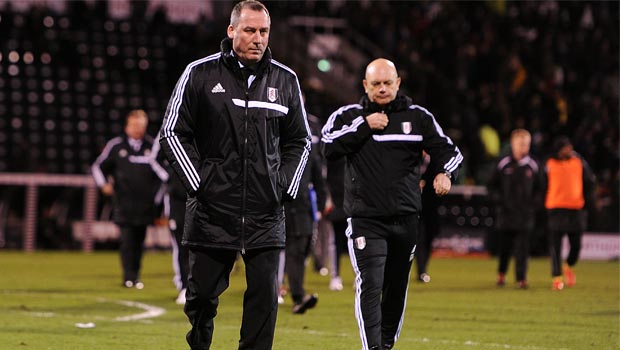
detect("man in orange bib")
[544,136,596,290]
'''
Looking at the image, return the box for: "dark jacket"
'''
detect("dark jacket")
[159,38,311,251]
[285,114,327,236]
[321,95,462,218]
[488,154,543,230]
[91,135,168,226]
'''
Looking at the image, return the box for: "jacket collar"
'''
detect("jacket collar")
[360,94,412,114]
[220,38,271,81]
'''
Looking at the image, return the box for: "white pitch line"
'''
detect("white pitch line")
[97,298,166,322]
[111,300,166,322]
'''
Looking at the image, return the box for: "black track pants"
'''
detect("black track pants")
[347,215,418,350]
[185,247,281,350]
[119,224,147,282]
[497,229,530,281]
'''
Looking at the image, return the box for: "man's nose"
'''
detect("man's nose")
[252,32,263,44]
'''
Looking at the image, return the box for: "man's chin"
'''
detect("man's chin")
[240,54,262,65]
[374,98,392,105]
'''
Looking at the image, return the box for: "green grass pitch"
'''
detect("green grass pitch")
[0,251,618,350]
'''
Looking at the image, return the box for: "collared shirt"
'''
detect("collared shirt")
[234,52,256,87]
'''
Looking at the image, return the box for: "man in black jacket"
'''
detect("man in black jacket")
[283,113,326,314]
[92,109,169,289]
[159,1,310,349]
[488,129,543,289]
[322,58,462,350]
[165,167,190,304]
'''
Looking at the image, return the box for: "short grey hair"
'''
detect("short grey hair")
[230,0,270,28]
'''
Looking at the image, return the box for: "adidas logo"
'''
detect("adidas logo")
[211,83,225,93]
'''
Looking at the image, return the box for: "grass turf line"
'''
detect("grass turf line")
[0,251,617,350]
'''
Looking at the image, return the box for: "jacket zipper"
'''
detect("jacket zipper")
[240,90,249,255]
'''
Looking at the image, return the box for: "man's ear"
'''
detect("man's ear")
[362,79,368,93]
[227,25,234,39]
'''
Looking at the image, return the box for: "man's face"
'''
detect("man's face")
[362,64,401,105]
[227,8,270,65]
[558,144,573,159]
[510,134,531,160]
[125,116,147,140]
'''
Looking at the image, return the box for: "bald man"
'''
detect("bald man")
[321,58,463,350]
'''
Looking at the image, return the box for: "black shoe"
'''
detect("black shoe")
[291,294,318,314]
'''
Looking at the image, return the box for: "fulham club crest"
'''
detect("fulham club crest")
[355,236,366,250]
[268,87,278,102]
[401,122,412,134]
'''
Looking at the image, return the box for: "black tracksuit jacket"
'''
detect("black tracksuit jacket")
[321,95,462,218]
[91,135,168,226]
[488,154,544,230]
[159,38,311,252]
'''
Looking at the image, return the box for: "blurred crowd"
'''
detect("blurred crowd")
[0,0,617,232]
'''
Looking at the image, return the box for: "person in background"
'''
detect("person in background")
[153,134,190,304]
[164,170,190,304]
[158,1,311,349]
[488,129,543,289]
[544,136,595,291]
[324,156,348,291]
[322,58,463,350]
[416,151,441,283]
[283,112,326,314]
[91,109,169,289]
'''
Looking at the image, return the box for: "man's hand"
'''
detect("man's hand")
[366,112,389,130]
[101,183,114,196]
[433,173,451,196]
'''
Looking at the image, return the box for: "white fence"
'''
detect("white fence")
[0,173,98,252]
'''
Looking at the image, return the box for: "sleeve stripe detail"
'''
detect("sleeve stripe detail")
[322,116,365,144]
[411,104,464,174]
[321,104,364,144]
[168,135,200,191]
[497,156,511,170]
[271,59,297,76]
[148,132,170,182]
[518,155,539,173]
[149,158,170,182]
[161,54,219,191]
[287,140,310,198]
[321,104,362,135]
[286,73,312,199]
[91,137,122,186]
[444,152,464,173]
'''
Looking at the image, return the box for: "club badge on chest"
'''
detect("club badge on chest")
[401,121,412,134]
[268,87,278,102]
